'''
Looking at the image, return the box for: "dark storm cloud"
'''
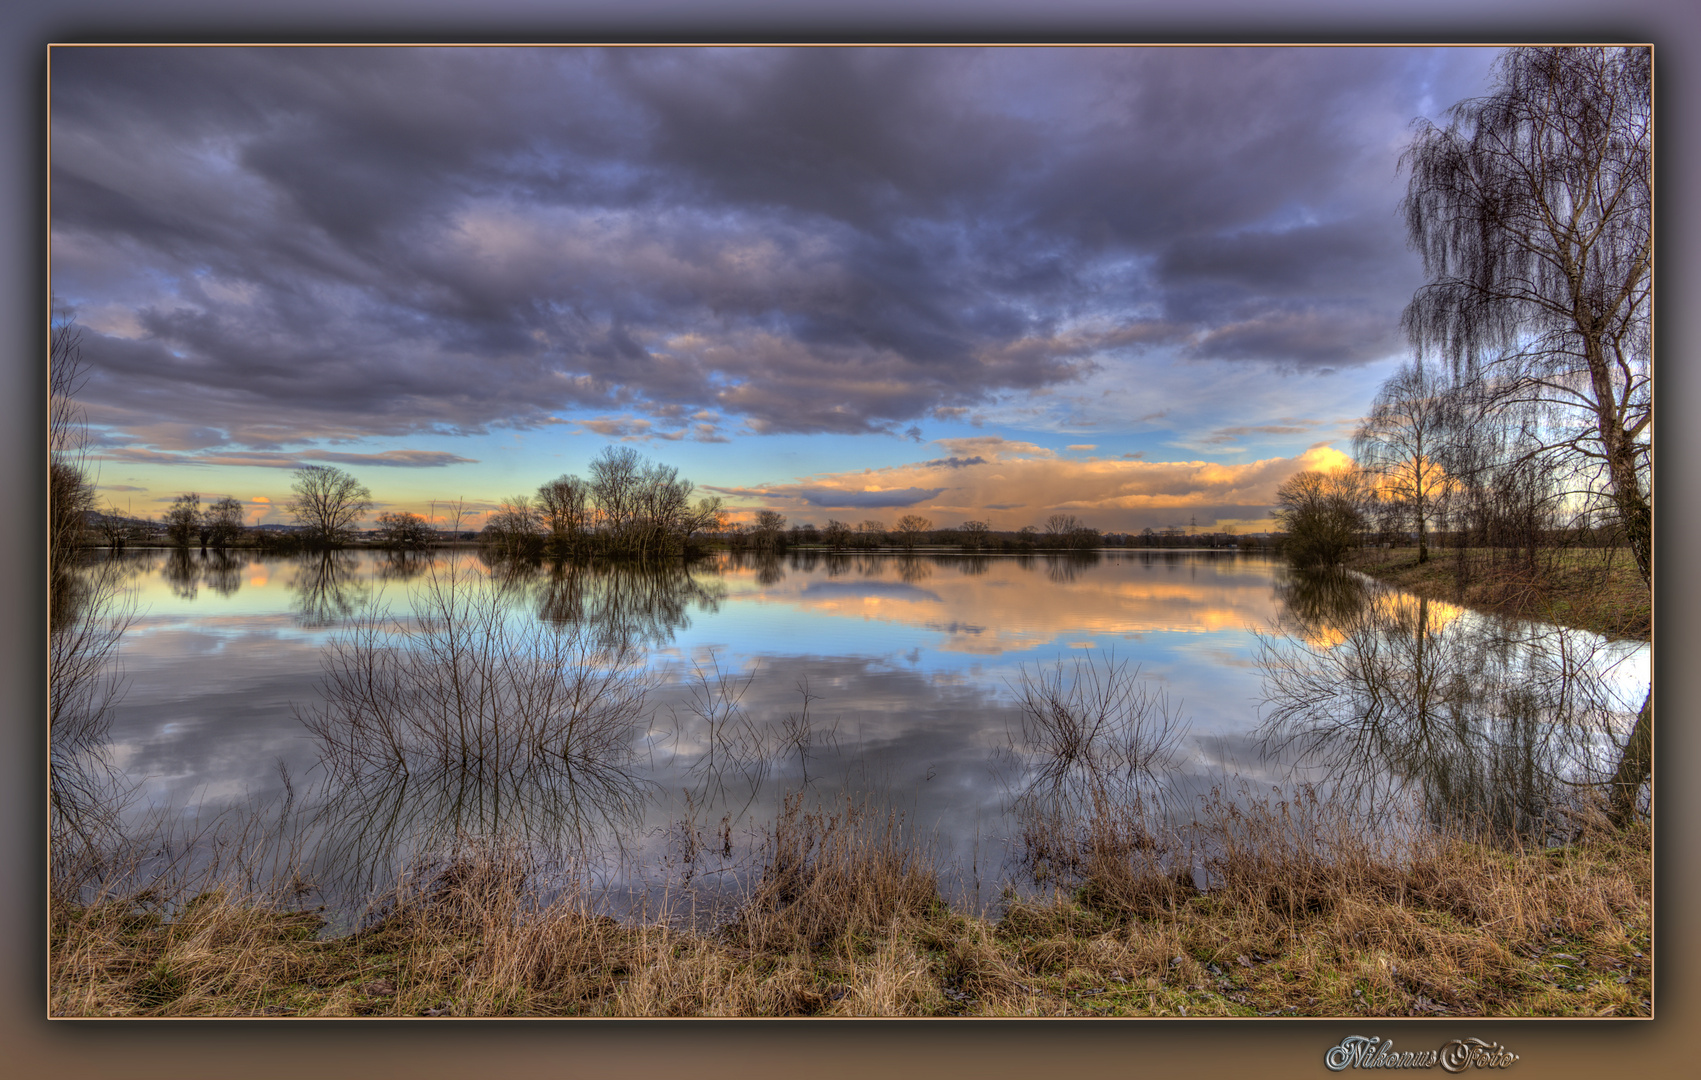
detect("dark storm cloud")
[708,483,947,509]
[916,456,986,470]
[96,447,477,469]
[50,46,1482,451]
[309,450,479,468]
[793,487,946,509]
[1201,419,1328,446]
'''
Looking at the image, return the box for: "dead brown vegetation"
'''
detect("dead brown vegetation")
[50,786,1650,1018]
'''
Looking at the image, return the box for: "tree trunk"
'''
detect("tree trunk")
[1607,688,1651,828]
[1606,444,1652,588]
[1583,328,1652,587]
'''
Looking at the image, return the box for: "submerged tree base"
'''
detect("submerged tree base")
[50,807,1650,1019]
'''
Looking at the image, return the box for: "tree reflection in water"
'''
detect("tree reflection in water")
[288,550,369,627]
[752,551,784,586]
[300,561,655,905]
[375,549,435,584]
[162,548,200,600]
[157,548,245,601]
[1258,570,1642,844]
[939,554,992,577]
[893,554,933,585]
[50,552,138,889]
[513,558,728,650]
[204,551,244,597]
[1041,551,1101,584]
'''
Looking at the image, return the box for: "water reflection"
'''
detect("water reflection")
[1041,550,1101,584]
[753,552,785,585]
[71,547,1650,919]
[1258,571,1640,843]
[944,554,992,577]
[481,558,732,649]
[162,548,200,601]
[202,550,244,597]
[1272,567,1374,646]
[894,554,934,585]
[289,550,369,627]
[997,653,1189,885]
[301,564,653,903]
[152,548,246,601]
[375,549,435,584]
[733,549,1280,654]
[50,553,138,884]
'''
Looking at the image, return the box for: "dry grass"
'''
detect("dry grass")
[727,791,942,953]
[49,787,1652,1018]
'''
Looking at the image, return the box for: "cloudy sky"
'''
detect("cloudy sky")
[50,45,1500,533]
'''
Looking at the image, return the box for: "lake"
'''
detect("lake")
[54,547,1650,920]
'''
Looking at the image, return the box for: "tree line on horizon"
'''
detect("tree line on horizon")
[67,433,1274,561]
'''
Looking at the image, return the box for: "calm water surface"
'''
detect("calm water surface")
[74,547,1649,916]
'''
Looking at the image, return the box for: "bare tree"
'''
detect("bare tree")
[374,510,433,549]
[631,460,694,557]
[1354,359,1457,563]
[49,318,97,572]
[683,495,726,547]
[204,496,246,549]
[1044,513,1081,543]
[48,319,138,879]
[958,519,990,551]
[1402,46,1650,584]
[822,519,852,551]
[93,504,133,550]
[537,474,592,552]
[752,509,787,551]
[1041,513,1100,551]
[588,445,644,542]
[164,493,202,548]
[540,454,719,559]
[483,494,544,559]
[894,513,933,551]
[286,465,373,547]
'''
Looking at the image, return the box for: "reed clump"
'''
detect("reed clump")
[726,791,942,953]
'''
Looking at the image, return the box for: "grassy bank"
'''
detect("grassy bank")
[50,796,1651,1019]
[1348,547,1650,642]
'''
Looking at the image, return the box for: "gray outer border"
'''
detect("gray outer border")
[8,3,1695,1078]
